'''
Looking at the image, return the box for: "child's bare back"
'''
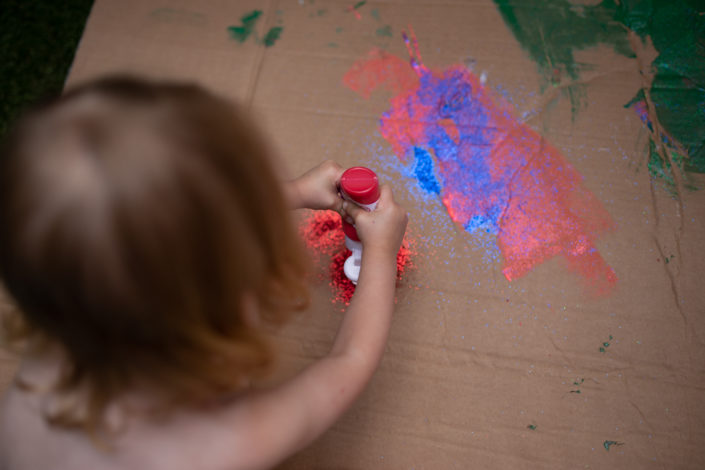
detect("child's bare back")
[0,77,407,470]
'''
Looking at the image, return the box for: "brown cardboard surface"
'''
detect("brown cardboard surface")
[3,0,705,468]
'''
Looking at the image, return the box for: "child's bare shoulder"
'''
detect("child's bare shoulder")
[0,385,274,470]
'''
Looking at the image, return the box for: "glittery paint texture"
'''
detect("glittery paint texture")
[299,211,415,305]
[344,39,617,295]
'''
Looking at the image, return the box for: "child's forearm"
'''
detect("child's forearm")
[329,247,397,369]
[225,222,402,467]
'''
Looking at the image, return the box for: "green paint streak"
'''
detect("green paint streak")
[228,10,262,43]
[371,8,381,20]
[599,346,606,353]
[623,1,705,179]
[262,27,283,47]
[641,120,701,193]
[573,378,585,386]
[570,389,581,394]
[493,0,705,189]
[527,424,537,430]
[492,0,633,117]
[353,1,367,10]
[376,25,393,37]
[604,440,624,451]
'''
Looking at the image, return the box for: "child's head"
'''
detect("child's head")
[0,76,308,429]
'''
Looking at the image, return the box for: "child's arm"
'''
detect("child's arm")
[284,160,345,211]
[224,185,407,469]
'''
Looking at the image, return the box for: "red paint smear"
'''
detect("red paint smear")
[463,69,616,294]
[299,210,416,305]
[342,39,617,295]
[343,48,419,101]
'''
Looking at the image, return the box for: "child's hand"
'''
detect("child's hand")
[342,185,408,259]
[288,160,345,211]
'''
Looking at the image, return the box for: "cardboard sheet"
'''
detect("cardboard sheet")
[3,0,705,468]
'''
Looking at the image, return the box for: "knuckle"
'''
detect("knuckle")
[323,160,339,171]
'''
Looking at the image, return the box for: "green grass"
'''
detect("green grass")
[0,0,94,138]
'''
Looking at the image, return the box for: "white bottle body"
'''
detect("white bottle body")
[343,200,378,284]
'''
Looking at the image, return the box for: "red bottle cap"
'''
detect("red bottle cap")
[340,167,380,205]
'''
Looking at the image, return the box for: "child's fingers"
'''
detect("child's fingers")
[332,195,345,214]
[342,200,365,223]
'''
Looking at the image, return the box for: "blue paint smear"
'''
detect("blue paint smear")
[410,69,507,236]
[412,146,441,195]
[370,148,501,266]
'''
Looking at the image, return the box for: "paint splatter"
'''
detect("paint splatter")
[227,10,284,47]
[227,10,262,43]
[603,440,624,451]
[299,211,416,305]
[599,334,613,353]
[262,26,283,47]
[343,36,617,295]
[569,377,584,394]
[527,423,537,430]
[347,1,367,20]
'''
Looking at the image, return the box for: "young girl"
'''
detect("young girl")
[0,77,407,469]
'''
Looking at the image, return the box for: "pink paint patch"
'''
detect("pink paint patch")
[342,35,617,295]
[343,48,420,100]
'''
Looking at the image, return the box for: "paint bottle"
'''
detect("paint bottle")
[340,167,380,285]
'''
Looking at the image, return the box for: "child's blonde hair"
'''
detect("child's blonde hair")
[0,76,309,433]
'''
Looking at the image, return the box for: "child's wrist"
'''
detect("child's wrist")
[285,178,305,209]
[362,244,398,265]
